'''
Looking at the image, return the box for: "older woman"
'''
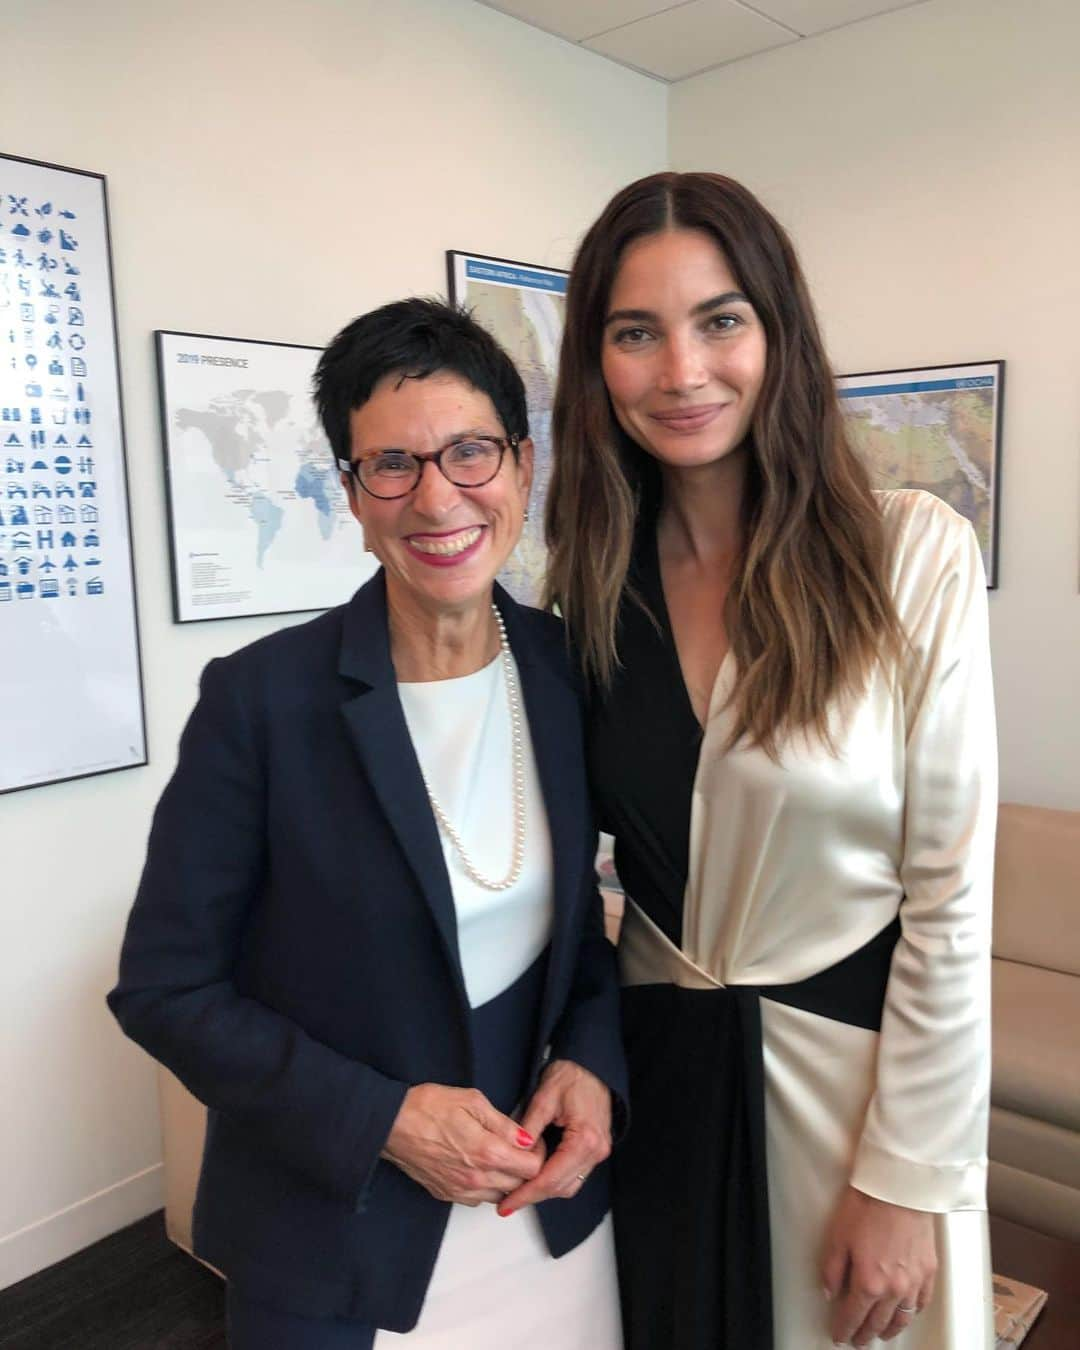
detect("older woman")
[109,299,625,1349]
[545,173,996,1349]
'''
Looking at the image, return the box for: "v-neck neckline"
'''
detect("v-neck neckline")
[640,522,733,736]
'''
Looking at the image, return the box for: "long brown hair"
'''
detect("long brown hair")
[544,172,902,756]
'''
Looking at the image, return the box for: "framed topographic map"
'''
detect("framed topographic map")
[447,250,567,604]
[837,360,1004,587]
[156,331,375,622]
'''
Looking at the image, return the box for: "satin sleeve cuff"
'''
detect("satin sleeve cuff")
[851,1138,987,1212]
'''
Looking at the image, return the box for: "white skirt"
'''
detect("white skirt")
[375,1207,622,1349]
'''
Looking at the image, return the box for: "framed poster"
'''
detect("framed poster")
[0,152,146,795]
[837,360,1004,587]
[156,331,375,622]
[447,250,568,604]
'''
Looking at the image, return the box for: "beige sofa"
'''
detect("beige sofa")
[156,804,1080,1254]
[988,803,1080,1243]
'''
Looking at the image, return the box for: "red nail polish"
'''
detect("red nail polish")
[497,1206,513,1217]
[516,1128,534,1148]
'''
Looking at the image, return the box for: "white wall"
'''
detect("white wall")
[672,0,1080,809]
[0,0,666,1288]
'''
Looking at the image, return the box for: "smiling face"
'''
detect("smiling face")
[344,371,533,619]
[601,227,767,476]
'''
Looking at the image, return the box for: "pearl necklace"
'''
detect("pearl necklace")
[419,602,526,892]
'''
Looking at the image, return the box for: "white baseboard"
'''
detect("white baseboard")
[0,1164,164,1292]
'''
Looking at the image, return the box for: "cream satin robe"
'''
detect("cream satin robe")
[618,490,996,1348]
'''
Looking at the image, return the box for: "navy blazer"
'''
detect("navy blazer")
[108,573,626,1330]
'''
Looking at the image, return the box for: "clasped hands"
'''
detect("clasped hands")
[382,1059,612,1216]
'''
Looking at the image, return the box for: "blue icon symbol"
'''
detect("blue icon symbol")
[31,459,47,470]
[63,260,80,275]
[68,333,85,350]
[66,576,78,596]
[55,482,74,499]
[35,202,53,217]
[71,357,86,377]
[0,582,11,602]
[37,229,53,246]
[40,577,59,598]
[11,223,30,238]
[83,529,99,546]
[15,557,32,576]
[7,196,30,216]
[61,530,77,547]
[60,209,76,220]
[11,504,29,524]
[63,554,78,570]
[86,576,104,595]
[54,455,72,474]
[59,230,78,251]
[16,581,35,599]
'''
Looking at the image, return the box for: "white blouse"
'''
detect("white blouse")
[398,653,554,1010]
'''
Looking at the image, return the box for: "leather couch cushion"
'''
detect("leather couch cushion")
[993,804,1080,976]
[991,958,1080,1132]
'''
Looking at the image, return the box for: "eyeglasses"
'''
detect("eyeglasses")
[338,434,518,500]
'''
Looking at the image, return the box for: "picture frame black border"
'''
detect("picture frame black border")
[445,249,569,309]
[836,358,1005,589]
[154,328,332,625]
[0,150,148,796]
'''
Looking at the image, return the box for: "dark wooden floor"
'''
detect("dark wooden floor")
[0,1213,224,1350]
[0,1209,1075,1347]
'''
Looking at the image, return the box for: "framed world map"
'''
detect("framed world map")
[837,360,1005,587]
[155,331,375,622]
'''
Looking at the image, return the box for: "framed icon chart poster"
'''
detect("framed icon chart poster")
[0,153,146,795]
[447,250,568,604]
[156,331,373,623]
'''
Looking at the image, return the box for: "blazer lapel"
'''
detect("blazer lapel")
[337,573,468,1003]
[496,589,585,1024]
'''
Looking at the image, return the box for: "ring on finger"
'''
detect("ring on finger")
[576,1172,588,1183]
[897,1304,918,1315]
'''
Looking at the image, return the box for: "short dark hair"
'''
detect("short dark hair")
[314,297,528,468]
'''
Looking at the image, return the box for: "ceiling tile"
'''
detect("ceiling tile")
[477,0,673,44]
[585,0,796,81]
[743,0,926,39]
